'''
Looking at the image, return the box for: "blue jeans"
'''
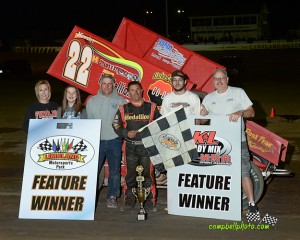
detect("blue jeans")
[98,137,122,199]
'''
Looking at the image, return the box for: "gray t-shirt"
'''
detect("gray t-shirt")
[86,89,126,140]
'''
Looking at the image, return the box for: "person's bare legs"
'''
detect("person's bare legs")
[242,176,258,212]
[242,176,254,202]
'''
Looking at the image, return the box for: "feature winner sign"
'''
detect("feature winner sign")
[19,119,101,220]
[168,115,242,221]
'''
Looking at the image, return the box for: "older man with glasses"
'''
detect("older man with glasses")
[200,68,258,214]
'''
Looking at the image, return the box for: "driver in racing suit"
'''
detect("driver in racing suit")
[112,81,161,211]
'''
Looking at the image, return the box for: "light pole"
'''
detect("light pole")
[165,0,169,38]
[144,10,153,27]
[177,9,185,33]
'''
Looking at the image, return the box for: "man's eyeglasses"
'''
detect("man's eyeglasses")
[213,76,227,81]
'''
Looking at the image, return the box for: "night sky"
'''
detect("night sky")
[1,0,299,44]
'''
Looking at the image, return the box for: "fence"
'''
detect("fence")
[14,46,61,54]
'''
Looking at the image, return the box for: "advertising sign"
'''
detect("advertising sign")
[19,119,101,220]
[168,115,241,221]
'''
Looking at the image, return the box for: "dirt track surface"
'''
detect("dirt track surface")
[0,50,300,239]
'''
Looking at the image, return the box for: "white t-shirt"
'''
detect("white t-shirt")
[160,90,201,116]
[202,86,253,141]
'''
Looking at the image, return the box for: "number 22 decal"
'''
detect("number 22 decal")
[63,40,93,86]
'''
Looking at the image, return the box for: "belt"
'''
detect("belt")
[125,139,143,145]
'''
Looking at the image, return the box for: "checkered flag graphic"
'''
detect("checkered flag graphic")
[246,211,261,222]
[38,139,52,152]
[73,140,87,153]
[138,106,198,172]
[261,213,278,226]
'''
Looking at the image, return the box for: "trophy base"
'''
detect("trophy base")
[137,213,147,221]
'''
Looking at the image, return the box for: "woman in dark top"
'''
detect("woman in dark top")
[22,79,59,133]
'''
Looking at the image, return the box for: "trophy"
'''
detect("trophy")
[132,165,150,220]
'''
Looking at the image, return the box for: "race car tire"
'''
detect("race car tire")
[242,161,265,210]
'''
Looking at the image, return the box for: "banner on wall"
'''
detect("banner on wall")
[168,114,242,221]
[19,119,101,220]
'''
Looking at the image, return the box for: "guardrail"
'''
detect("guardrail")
[13,46,62,54]
[183,41,300,51]
[12,40,300,54]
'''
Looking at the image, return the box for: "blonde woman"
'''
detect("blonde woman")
[22,79,59,133]
[57,85,87,119]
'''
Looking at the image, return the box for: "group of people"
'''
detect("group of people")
[22,81,86,133]
[22,74,158,212]
[22,67,258,214]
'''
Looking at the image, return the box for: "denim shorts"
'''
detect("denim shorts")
[241,141,251,177]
